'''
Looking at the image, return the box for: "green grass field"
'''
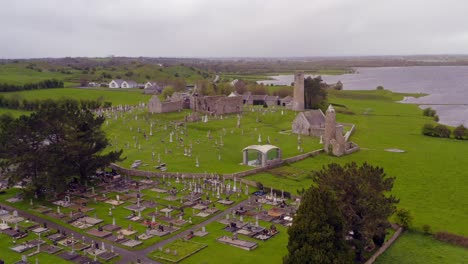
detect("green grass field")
[104,106,322,173]
[376,231,468,264]
[0,62,211,86]
[2,87,151,106]
[247,90,468,236]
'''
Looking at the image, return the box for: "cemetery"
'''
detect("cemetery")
[1,72,460,264]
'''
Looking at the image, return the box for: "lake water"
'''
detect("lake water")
[258,66,468,127]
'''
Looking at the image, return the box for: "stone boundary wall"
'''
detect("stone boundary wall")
[365,227,403,264]
[109,149,324,180]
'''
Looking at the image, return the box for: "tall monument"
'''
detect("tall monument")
[292,71,305,111]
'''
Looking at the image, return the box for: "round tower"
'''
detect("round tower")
[292,71,305,111]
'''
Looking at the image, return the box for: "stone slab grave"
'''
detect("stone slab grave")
[57,251,80,261]
[0,222,9,230]
[104,199,124,206]
[151,188,168,193]
[0,209,9,216]
[52,200,72,207]
[217,199,235,205]
[11,241,40,253]
[6,197,23,203]
[87,228,112,238]
[237,224,265,237]
[121,239,143,248]
[124,204,146,212]
[74,255,96,264]
[192,204,208,210]
[72,242,91,251]
[149,229,170,237]
[46,211,66,219]
[32,206,52,214]
[164,195,179,202]
[68,204,95,213]
[47,232,66,242]
[120,228,137,236]
[102,224,121,232]
[31,227,49,234]
[169,218,186,226]
[137,233,155,240]
[79,216,103,225]
[58,237,78,247]
[254,229,280,241]
[1,214,25,224]
[141,200,157,208]
[71,197,88,205]
[98,251,119,261]
[194,226,209,237]
[40,244,63,254]
[217,236,258,251]
[256,213,275,222]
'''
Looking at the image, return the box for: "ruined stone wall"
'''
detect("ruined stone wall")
[191,96,242,115]
[148,98,183,113]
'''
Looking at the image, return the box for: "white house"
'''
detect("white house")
[109,79,137,88]
[121,80,137,88]
[144,81,156,89]
[109,79,124,88]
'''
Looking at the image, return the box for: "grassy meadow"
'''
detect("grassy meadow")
[104,106,322,173]
[0,62,211,86]
[1,87,151,106]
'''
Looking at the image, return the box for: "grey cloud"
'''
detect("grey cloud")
[1,0,468,58]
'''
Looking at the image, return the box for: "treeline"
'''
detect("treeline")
[0,95,111,111]
[422,124,468,139]
[0,79,64,92]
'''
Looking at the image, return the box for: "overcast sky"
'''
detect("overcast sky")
[1,0,468,58]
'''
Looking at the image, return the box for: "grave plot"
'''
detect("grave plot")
[149,239,207,263]
[217,235,258,251]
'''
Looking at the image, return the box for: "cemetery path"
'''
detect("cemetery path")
[0,202,157,264]
[1,198,251,263]
[138,198,251,255]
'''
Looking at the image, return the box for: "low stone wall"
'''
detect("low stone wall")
[109,149,323,180]
[365,227,403,264]
[283,149,323,163]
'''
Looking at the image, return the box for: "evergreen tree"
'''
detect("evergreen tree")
[0,100,122,197]
[284,187,352,264]
[313,162,399,262]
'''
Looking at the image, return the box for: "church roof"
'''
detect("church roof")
[300,110,325,127]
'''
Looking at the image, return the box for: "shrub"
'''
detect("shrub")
[423,107,437,117]
[422,224,432,235]
[434,232,468,248]
[395,208,412,229]
[376,85,384,90]
[434,125,451,138]
[453,125,467,140]
[433,115,439,122]
[422,124,435,136]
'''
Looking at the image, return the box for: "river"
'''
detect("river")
[258,66,468,127]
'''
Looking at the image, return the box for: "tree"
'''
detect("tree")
[313,162,399,261]
[423,107,436,117]
[422,123,435,136]
[284,187,352,264]
[453,125,467,140]
[376,85,384,90]
[304,76,328,110]
[395,209,412,229]
[434,124,451,138]
[161,86,175,99]
[0,100,122,197]
[335,81,343,90]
